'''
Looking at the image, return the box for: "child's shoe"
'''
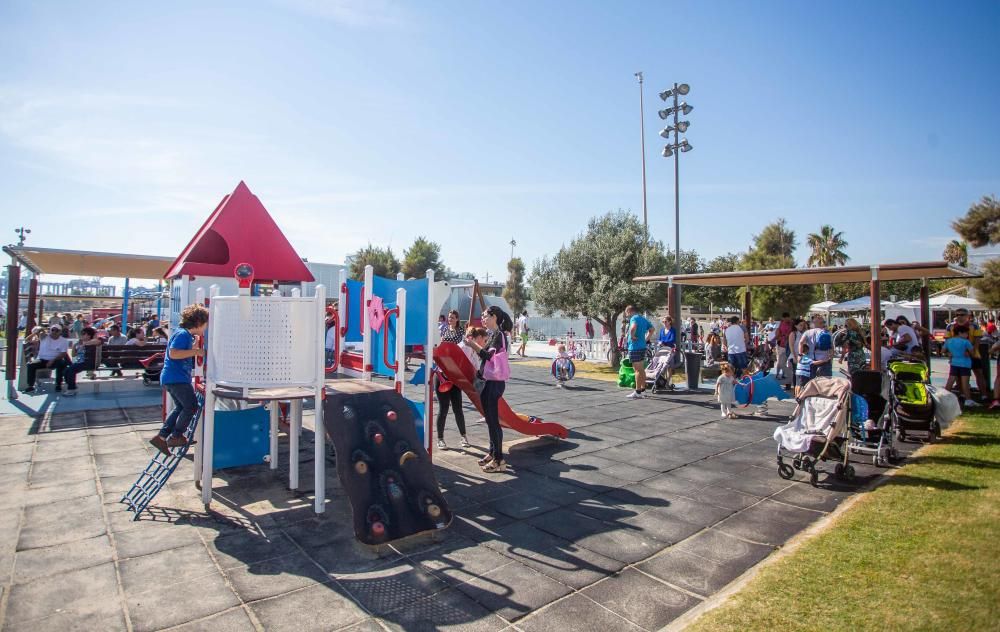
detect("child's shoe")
[482,460,506,473]
[437,439,447,450]
[461,436,471,448]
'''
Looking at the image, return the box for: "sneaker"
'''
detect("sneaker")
[477,454,494,466]
[64,389,77,397]
[965,399,981,407]
[23,386,35,394]
[437,439,448,450]
[482,460,506,473]
[990,400,1000,410]
[476,416,486,424]
[728,412,738,419]
[54,385,63,393]
[461,436,471,448]
[149,435,171,456]
[627,391,641,400]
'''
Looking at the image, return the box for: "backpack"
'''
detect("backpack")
[815,330,832,352]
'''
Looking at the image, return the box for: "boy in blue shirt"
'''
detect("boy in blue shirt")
[625,305,654,399]
[943,325,977,408]
[150,304,209,456]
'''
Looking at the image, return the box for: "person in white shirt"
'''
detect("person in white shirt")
[723,316,749,375]
[801,315,834,378]
[23,324,72,393]
[515,311,529,357]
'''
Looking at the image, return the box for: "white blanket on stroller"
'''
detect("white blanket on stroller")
[773,396,841,452]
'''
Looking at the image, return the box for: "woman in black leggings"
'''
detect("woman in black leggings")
[465,306,513,473]
[436,310,469,450]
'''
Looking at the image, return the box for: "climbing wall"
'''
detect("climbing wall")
[325,382,451,545]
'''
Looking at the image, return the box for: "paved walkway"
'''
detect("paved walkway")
[0,364,918,631]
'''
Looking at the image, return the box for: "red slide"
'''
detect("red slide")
[433,343,569,439]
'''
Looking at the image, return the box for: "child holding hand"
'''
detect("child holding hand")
[715,362,737,419]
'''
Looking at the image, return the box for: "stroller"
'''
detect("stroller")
[140,352,164,386]
[888,360,938,442]
[847,370,898,467]
[645,345,681,393]
[773,377,855,485]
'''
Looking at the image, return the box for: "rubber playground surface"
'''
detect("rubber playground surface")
[0,363,921,631]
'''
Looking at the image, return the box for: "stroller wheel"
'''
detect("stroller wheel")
[778,463,794,480]
[792,457,802,470]
[834,463,844,478]
[897,429,907,442]
[809,467,819,487]
[844,465,856,482]
[142,377,150,385]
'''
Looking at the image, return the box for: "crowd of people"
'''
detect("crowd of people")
[20,312,169,394]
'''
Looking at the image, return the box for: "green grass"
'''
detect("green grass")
[687,412,1000,632]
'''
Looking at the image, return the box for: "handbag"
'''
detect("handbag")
[481,335,511,381]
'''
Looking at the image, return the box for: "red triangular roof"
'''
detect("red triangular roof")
[165,181,314,282]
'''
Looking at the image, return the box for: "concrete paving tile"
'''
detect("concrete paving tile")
[339,561,447,615]
[13,534,114,584]
[169,606,257,632]
[719,471,795,497]
[380,588,508,632]
[6,610,127,632]
[0,442,35,464]
[22,478,97,507]
[18,495,106,550]
[114,522,204,559]
[504,543,625,589]
[684,484,762,511]
[300,532,400,575]
[95,449,151,477]
[28,454,94,487]
[480,520,568,557]
[714,499,824,546]
[5,561,122,627]
[224,550,332,602]
[573,494,640,523]
[574,527,664,564]
[249,582,367,632]
[621,509,704,545]
[486,492,559,520]
[206,528,301,570]
[639,547,752,597]
[455,560,572,622]
[0,460,30,487]
[412,539,515,587]
[31,436,89,462]
[0,430,36,446]
[90,432,146,455]
[639,472,705,495]
[656,495,735,528]
[124,552,240,631]
[517,593,642,632]
[771,482,852,512]
[675,528,774,567]
[526,508,609,541]
[451,505,517,542]
[583,567,702,629]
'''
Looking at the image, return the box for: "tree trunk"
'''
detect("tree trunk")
[607,312,622,370]
[823,284,829,301]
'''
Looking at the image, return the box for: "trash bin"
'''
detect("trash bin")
[685,352,702,390]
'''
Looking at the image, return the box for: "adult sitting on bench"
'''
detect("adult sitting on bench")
[105,324,128,377]
[23,324,72,394]
[63,326,103,396]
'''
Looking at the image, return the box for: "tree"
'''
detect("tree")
[502,258,527,315]
[350,244,400,280]
[402,236,446,280]
[806,224,850,301]
[685,253,742,313]
[942,239,969,267]
[952,195,1000,248]
[972,259,1000,308]
[529,210,668,368]
[738,220,817,318]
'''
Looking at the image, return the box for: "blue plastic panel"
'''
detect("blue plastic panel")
[212,406,270,469]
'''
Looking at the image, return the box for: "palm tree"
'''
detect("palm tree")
[806,225,850,300]
[942,239,968,267]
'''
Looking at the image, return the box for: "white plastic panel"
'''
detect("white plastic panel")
[208,296,320,388]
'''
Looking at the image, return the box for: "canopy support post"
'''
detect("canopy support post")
[870,266,881,371]
[122,277,131,330]
[26,276,38,331]
[919,279,931,369]
[742,286,752,332]
[666,278,676,323]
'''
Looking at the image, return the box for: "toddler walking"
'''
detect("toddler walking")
[715,362,737,419]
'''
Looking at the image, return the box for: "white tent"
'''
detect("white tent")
[900,294,986,311]
[828,296,917,323]
[808,301,836,313]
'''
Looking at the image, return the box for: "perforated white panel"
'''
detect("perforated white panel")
[207,296,321,388]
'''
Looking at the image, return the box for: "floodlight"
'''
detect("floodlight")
[657,109,671,120]
[681,103,693,115]
[676,83,690,95]
[659,89,672,101]
[659,126,673,138]
[662,145,674,157]
[676,121,689,133]
[680,140,693,152]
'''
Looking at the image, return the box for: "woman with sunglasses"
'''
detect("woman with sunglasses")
[464,305,514,472]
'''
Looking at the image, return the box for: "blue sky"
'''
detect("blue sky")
[1,0,998,283]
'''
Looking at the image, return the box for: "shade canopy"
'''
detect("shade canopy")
[3,245,173,280]
[808,301,836,313]
[634,261,980,287]
[900,294,986,311]
[828,296,896,312]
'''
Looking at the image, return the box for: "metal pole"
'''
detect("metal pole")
[672,83,682,319]
[636,72,648,233]
[919,279,931,369]
[870,267,881,371]
[5,265,20,382]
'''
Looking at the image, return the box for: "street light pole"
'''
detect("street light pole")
[635,72,648,233]
[672,84,680,277]
[657,83,693,323]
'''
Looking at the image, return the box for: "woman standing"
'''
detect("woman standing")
[436,311,470,450]
[840,318,869,375]
[788,318,808,392]
[464,306,513,473]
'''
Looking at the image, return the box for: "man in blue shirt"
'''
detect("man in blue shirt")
[625,305,654,400]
